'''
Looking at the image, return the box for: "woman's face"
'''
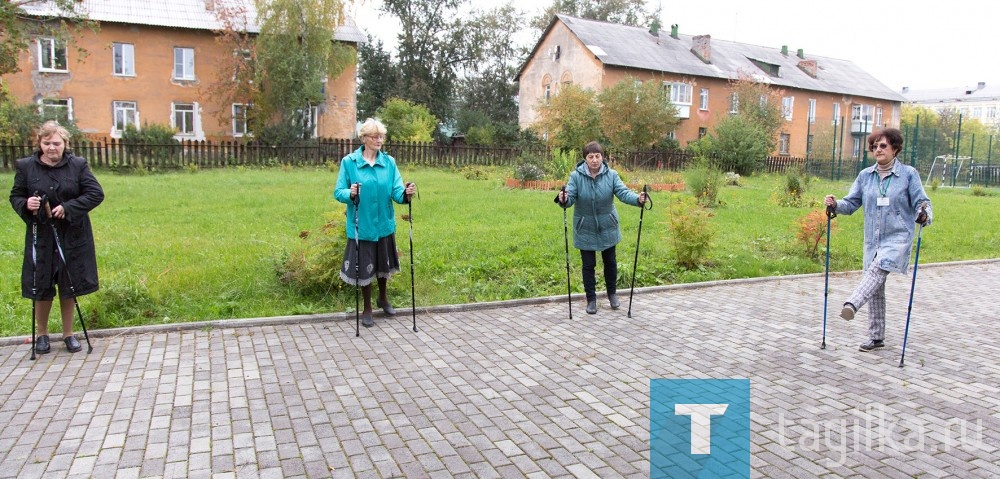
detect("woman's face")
[39,133,66,163]
[870,136,897,164]
[362,131,385,152]
[585,152,603,172]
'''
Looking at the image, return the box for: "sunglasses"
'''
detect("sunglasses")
[869,142,892,152]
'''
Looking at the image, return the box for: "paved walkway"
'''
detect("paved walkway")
[1,260,998,479]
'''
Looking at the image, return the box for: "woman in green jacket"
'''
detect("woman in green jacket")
[334,118,416,327]
[557,141,647,314]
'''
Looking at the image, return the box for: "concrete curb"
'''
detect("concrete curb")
[3,258,996,348]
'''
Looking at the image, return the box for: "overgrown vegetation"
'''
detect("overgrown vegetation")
[666,196,715,269]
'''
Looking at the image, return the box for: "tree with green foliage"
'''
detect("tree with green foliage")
[376,98,437,142]
[596,78,679,150]
[381,0,475,125]
[705,72,786,174]
[532,83,601,152]
[1,0,97,76]
[356,34,400,121]
[252,0,354,140]
[531,0,654,31]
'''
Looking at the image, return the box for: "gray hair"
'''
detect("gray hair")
[358,117,387,139]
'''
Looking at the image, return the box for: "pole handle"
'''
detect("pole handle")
[826,203,837,219]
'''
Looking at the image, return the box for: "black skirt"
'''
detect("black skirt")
[339,234,401,286]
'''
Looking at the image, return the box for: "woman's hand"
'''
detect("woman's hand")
[405,182,416,197]
[51,205,65,219]
[558,190,567,204]
[350,183,359,202]
[26,196,40,213]
[638,192,647,206]
[824,195,837,207]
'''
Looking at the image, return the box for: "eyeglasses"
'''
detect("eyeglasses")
[365,134,385,141]
[870,142,891,152]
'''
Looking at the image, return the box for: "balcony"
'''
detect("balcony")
[851,119,874,134]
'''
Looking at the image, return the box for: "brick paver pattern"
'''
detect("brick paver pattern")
[1,261,998,478]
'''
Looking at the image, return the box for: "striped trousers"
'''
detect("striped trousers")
[846,260,889,341]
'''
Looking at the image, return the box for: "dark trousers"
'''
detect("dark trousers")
[580,246,617,301]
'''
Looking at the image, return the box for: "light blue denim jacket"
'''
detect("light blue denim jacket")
[834,159,932,274]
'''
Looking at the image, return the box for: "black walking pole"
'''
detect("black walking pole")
[899,206,927,368]
[821,204,837,349]
[30,222,38,360]
[554,186,572,319]
[43,201,92,354]
[353,185,362,337]
[628,185,652,318]
[406,183,417,333]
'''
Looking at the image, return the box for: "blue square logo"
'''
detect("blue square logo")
[650,379,751,479]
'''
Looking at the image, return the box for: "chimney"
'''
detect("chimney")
[797,59,817,78]
[670,24,679,39]
[781,45,788,56]
[902,86,909,93]
[649,19,660,37]
[978,81,986,90]
[204,0,214,10]
[691,35,712,64]
[796,48,805,59]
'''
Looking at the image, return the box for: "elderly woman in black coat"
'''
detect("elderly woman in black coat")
[9,121,104,354]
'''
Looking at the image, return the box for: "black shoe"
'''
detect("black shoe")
[35,335,51,354]
[608,293,620,310]
[859,339,884,352]
[64,335,82,353]
[840,303,856,321]
[361,312,375,328]
[586,299,597,314]
[377,298,395,316]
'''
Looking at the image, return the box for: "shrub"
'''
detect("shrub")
[724,172,742,186]
[549,148,577,180]
[794,209,837,258]
[772,166,812,207]
[667,196,715,269]
[685,163,723,207]
[276,213,349,296]
[930,178,941,191]
[460,165,490,180]
[514,163,545,181]
[465,124,496,146]
[971,185,988,196]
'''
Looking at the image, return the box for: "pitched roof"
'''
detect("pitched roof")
[902,83,1000,103]
[19,0,365,44]
[524,15,904,102]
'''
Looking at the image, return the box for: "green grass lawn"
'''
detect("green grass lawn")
[2,165,997,336]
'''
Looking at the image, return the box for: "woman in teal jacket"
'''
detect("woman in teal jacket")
[557,141,647,314]
[334,118,416,327]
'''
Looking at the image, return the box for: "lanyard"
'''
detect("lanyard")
[878,174,892,197]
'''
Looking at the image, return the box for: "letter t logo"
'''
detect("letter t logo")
[675,404,729,454]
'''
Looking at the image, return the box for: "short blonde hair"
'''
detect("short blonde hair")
[358,117,387,139]
[36,120,71,146]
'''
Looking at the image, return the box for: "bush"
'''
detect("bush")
[514,163,545,181]
[685,163,723,207]
[667,196,715,269]
[277,213,350,296]
[971,185,988,196]
[549,148,577,180]
[724,171,742,186]
[460,165,490,180]
[930,178,941,191]
[771,167,814,207]
[121,123,180,167]
[465,124,496,146]
[794,208,837,258]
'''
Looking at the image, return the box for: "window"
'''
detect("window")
[808,99,816,124]
[698,127,708,139]
[233,103,252,137]
[295,106,319,138]
[876,107,883,126]
[782,96,794,120]
[113,101,138,133]
[972,107,983,119]
[38,38,68,72]
[662,82,692,105]
[853,137,863,158]
[39,98,72,122]
[832,102,841,123]
[729,92,739,114]
[987,106,997,120]
[544,83,551,105]
[852,104,875,122]
[113,43,135,76]
[699,88,709,110]
[779,133,790,155]
[172,103,196,135]
[173,47,195,80]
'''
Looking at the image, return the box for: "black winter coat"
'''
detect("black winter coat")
[9,151,105,299]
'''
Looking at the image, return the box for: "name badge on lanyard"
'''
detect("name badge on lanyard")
[877,175,892,207]
[877,196,890,207]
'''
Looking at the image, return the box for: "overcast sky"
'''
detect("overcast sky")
[349,0,1000,92]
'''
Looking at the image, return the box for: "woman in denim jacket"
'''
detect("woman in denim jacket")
[824,128,932,352]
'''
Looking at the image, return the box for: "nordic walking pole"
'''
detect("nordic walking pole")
[821,204,837,350]
[44,199,92,353]
[353,184,362,337]
[30,221,38,360]
[628,185,652,318]
[406,183,417,333]
[899,205,928,368]
[554,186,571,319]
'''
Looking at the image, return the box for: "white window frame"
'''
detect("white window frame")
[38,37,68,72]
[832,102,841,124]
[782,96,794,120]
[987,106,997,120]
[295,106,319,138]
[172,102,196,136]
[662,82,693,105]
[233,103,252,137]
[779,133,791,155]
[699,88,709,110]
[173,47,195,80]
[544,83,551,105]
[38,98,73,122]
[113,43,135,76]
[808,99,816,124]
[112,101,139,135]
[729,92,739,114]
